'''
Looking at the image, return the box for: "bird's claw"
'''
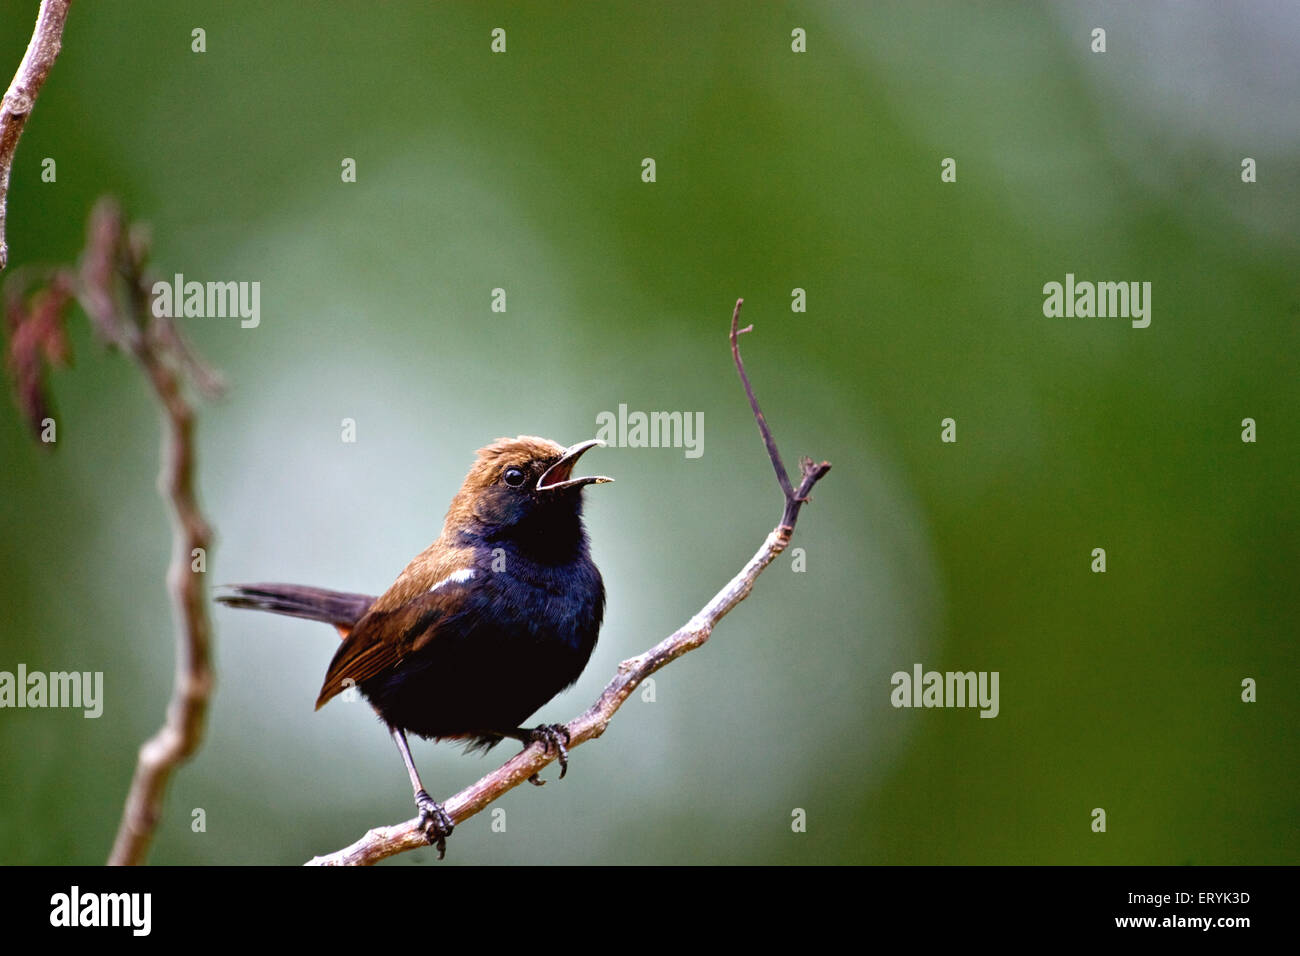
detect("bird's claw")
[527,723,571,780]
[414,788,454,860]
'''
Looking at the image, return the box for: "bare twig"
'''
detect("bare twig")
[0,0,72,272]
[308,298,831,866]
[730,298,831,528]
[730,297,794,501]
[65,201,222,866]
[5,200,220,864]
[7,198,221,864]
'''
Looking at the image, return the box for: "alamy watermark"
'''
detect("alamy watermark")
[0,664,103,718]
[151,272,260,328]
[595,403,703,458]
[50,886,150,936]
[891,663,999,718]
[1042,273,1151,328]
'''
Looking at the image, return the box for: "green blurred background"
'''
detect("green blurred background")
[1,1,1295,865]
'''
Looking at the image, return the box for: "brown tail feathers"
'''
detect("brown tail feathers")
[216,584,373,639]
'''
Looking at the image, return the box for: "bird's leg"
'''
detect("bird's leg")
[500,724,572,786]
[389,725,453,858]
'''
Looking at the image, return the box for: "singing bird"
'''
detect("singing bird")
[217,436,612,855]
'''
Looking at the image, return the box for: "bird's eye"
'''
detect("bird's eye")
[503,467,527,487]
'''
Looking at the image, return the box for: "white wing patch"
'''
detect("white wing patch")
[429,568,475,593]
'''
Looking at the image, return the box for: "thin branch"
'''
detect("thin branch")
[5,200,219,864]
[0,0,72,272]
[308,299,831,866]
[730,297,795,501]
[105,330,217,865]
[729,298,831,527]
[65,200,220,865]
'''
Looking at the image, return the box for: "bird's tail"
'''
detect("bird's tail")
[215,584,374,633]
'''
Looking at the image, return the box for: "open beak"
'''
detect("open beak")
[537,438,614,492]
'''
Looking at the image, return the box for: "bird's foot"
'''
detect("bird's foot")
[414,788,454,859]
[524,723,571,786]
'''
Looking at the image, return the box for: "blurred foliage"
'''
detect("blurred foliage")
[0,1,1295,864]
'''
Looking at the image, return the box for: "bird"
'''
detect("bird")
[216,436,612,857]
